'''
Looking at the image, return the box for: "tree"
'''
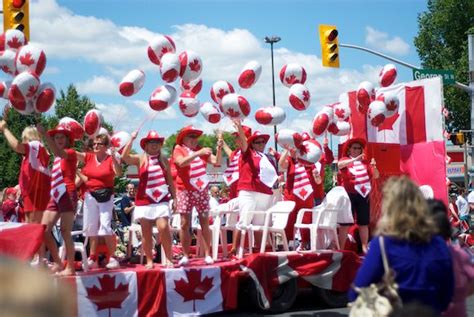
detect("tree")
[414,0,474,133]
[162,131,236,158]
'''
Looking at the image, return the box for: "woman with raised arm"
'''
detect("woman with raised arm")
[37,124,77,275]
[121,130,176,268]
[232,119,278,255]
[172,125,223,266]
[337,138,379,253]
[77,133,122,270]
[0,120,50,225]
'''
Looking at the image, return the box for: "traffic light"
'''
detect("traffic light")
[3,0,30,41]
[319,24,339,68]
[450,132,465,145]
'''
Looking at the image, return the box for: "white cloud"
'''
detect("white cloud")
[76,76,118,95]
[365,26,410,56]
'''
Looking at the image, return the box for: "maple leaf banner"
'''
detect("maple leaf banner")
[165,267,224,316]
[76,272,138,317]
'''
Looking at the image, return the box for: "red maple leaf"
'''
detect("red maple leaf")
[152,189,161,199]
[189,59,201,72]
[378,112,400,131]
[53,189,59,198]
[26,85,37,98]
[226,108,240,118]
[86,274,130,314]
[285,74,297,85]
[216,88,227,100]
[7,36,22,49]
[360,186,367,194]
[299,187,308,199]
[19,52,35,67]
[161,47,171,55]
[179,100,187,111]
[1,65,10,74]
[110,137,121,147]
[334,108,345,119]
[174,269,214,312]
[226,175,233,181]
[302,90,310,101]
[195,178,204,189]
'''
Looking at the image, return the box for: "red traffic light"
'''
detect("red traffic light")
[12,0,25,9]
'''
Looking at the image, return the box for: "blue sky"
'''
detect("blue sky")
[2,0,428,149]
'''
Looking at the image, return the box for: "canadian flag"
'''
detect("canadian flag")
[0,222,44,260]
[340,77,447,205]
[68,264,239,316]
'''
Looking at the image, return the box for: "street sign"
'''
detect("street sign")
[412,68,455,85]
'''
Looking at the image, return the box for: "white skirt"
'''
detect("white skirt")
[134,202,171,221]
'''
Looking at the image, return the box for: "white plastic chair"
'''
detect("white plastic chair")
[127,223,167,265]
[237,200,296,258]
[58,230,89,272]
[295,186,350,251]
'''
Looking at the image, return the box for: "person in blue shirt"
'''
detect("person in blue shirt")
[119,183,135,226]
[348,176,454,313]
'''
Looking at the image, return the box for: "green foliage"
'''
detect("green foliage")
[414,0,474,133]
[323,164,334,193]
[162,131,236,158]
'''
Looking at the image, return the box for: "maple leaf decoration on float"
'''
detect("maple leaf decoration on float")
[86,275,130,314]
[174,269,214,312]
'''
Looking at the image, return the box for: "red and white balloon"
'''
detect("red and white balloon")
[119,69,145,97]
[180,77,202,95]
[288,83,310,111]
[59,117,84,140]
[147,35,176,65]
[367,100,388,127]
[333,102,351,121]
[110,131,131,153]
[200,102,222,124]
[16,45,46,76]
[356,81,375,114]
[8,72,40,111]
[160,53,180,83]
[279,63,307,87]
[238,60,262,89]
[149,85,177,111]
[312,107,334,137]
[2,29,27,51]
[379,64,397,87]
[83,109,103,137]
[210,80,234,104]
[255,106,286,126]
[33,82,55,113]
[0,50,17,76]
[376,93,399,118]
[15,100,34,115]
[297,140,322,165]
[178,92,200,117]
[220,93,250,119]
[327,121,351,136]
[0,81,11,99]
[179,50,202,83]
[276,129,302,150]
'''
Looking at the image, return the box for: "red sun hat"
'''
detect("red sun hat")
[232,125,252,139]
[140,130,165,150]
[176,125,203,145]
[47,125,74,144]
[343,137,367,156]
[247,131,270,145]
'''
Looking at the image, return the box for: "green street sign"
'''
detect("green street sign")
[412,68,455,85]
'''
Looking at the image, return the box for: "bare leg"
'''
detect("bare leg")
[104,235,117,259]
[27,211,44,263]
[140,219,155,268]
[179,213,191,257]
[89,236,98,259]
[198,214,211,257]
[41,210,62,272]
[359,225,369,253]
[338,226,349,251]
[230,230,240,255]
[157,217,173,263]
[58,212,75,275]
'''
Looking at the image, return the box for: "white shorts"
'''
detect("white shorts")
[133,202,171,221]
[238,190,273,226]
[82,192,114,237]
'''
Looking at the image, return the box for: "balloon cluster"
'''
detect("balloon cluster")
[275,128,323,165]
[311,101,351,138]
[279,63,311,112]
[0,30,56,115]
[356,64,399,127]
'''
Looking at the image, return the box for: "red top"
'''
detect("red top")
[338,157,372,194]
[60,149,78,192]
[237,148,274,195]
[82,152,115,191]
[135,156,170,206]
[20,141,51,200]
[172,145,210,191]
[313,145,334,199]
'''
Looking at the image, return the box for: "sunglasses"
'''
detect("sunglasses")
[93,142,105,146]
[148,140,163,144]
[253,140,266,145]
[187,134,199,139]
[351,146,362,150]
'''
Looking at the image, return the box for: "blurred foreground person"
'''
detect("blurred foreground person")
[349,176,454,314]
